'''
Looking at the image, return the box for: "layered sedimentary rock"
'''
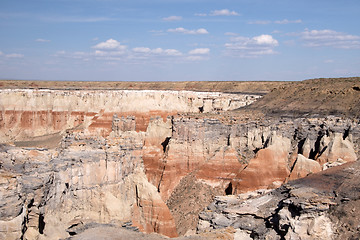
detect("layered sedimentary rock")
[0,89,260,142]
[0,87,359,239]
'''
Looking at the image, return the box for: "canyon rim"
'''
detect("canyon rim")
[0,77,360,240]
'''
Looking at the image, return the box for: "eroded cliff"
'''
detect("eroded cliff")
[0,79,359,240]
[0,89,259,143]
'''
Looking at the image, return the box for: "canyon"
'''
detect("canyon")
[0,78,359,240]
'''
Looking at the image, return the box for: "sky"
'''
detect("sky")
[0,0,360,81]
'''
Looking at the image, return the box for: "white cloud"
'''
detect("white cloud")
[253,35,278,45]
[6,53,24,58]
[54,37,212,64]
[91,39,128,61]
[167,27,209,35]
[225,34,279,57]
[210,9,239,16]
[275,19,302,24]
[188,48,210,55]
[92,39,127,51]
[300,29,360,49]
[0,51,3,56]
[36,38,51,42]
[163,49,182,56]
[163,16,182,21]
[196,28,209,34]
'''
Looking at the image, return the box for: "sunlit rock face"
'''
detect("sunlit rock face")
[0,89,260,142]
[0,88,359,239]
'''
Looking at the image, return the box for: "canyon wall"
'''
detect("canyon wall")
[0,88,359,239]
[0,89,260,142]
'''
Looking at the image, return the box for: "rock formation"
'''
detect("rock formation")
[197,160,360,239]
[0,89,260,143]
[0,78,359,239]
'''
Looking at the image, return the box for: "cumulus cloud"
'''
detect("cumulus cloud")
[300,29,360,49]
[92,39,127,51]
[225,34,279,57]
[196,9,240,17]
[188,48,210,55]
[35,38,51,42]
[253,35,278,45]
[54,37,211,64]
[167,27,209,35]
[163,16,182,21]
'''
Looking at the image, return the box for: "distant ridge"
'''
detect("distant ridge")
[241,77,360,117]
[0,79,285,94]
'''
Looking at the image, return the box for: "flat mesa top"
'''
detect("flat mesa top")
[0,80,285,94]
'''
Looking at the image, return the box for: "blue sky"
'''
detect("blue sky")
[0,0,359,81]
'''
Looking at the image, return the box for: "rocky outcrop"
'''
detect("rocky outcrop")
[288,154,321,180]
[147,115,359,234]
[0,129,178,239]
[198,160,360,239]
[1,114,358,239]
[197,185,336,239]
[0,87,359,239]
